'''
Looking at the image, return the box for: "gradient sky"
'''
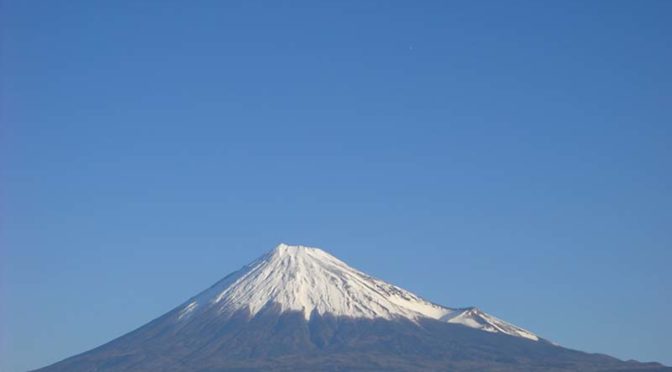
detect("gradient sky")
[2,1,671,371]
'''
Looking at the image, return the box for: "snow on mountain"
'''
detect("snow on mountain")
[177,243,539,341]
[442,307,539,341]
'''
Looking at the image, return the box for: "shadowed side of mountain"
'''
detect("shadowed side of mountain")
[33,308,671,372]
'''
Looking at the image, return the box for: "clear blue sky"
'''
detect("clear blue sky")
[1,1,671,371]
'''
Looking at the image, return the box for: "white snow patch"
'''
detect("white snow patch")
[178,301,198,320]
[443,307,539,341]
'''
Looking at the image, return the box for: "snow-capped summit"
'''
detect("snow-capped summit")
[177,243,538,341]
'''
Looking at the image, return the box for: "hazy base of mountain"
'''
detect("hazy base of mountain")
[34,307,670,372]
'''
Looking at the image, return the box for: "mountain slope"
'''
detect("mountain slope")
[34,244,670,372]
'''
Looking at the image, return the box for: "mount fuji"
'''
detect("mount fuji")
[35,244,670,371]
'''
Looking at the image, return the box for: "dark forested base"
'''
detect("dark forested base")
[34,308,670,372]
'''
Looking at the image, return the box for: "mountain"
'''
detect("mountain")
[34,244,670,372]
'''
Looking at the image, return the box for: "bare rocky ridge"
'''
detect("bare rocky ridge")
[34,244,671,372]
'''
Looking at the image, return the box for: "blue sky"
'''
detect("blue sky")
[2,1,671,370]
